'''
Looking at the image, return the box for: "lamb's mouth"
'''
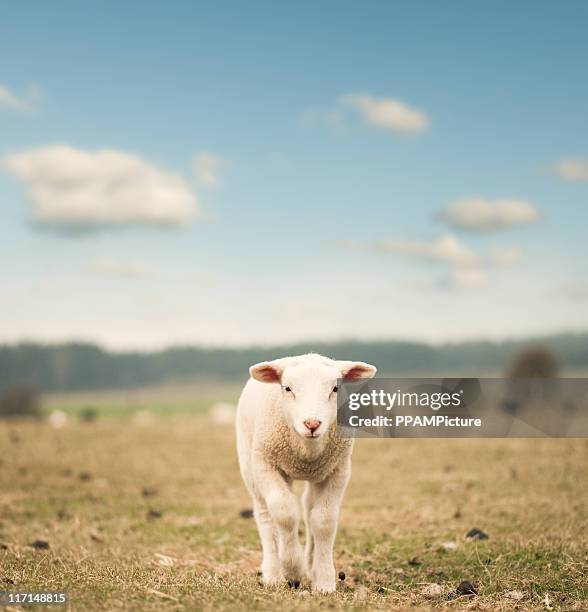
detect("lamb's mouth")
[303,432,321,439]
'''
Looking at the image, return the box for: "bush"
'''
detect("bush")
[0,385,41,419]
[502,346,559,414]
[506,345,559,378]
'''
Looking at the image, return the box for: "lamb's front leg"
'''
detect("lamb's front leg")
[253,498,281,585]
[253,460,306,585]
[307,458,351,593]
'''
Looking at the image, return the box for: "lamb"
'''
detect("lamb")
[236,353,377,593]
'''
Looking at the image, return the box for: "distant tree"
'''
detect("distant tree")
[506,345,559,378]
[502,345,559,415]
[0,385,41,419]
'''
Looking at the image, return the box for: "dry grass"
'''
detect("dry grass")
[1,414,587,610]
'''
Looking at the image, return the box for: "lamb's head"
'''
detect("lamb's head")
[250,353,377,440]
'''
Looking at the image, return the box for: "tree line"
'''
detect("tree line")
[0,333,587,392]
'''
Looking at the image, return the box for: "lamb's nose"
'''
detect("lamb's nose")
[303,418,321,433]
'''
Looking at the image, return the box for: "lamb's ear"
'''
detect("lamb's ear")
[338,361,377,380]
[250,361,283,383]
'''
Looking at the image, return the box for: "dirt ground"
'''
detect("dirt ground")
[1,415,587,610]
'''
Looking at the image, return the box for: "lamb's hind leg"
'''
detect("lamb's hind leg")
[302,483,315,572]
[254,461,306,585]
[254,498,281,585]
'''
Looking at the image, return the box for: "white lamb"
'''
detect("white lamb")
[236,353,377,593]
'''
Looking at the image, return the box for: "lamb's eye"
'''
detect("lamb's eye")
[332,385,338,393]
[284,386,292,392]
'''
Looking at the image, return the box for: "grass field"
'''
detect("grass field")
[1,399,587,610]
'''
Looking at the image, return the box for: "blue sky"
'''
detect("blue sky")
[1,1,587,349]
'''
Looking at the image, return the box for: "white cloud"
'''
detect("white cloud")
[374,234,480,268]
[559,283,588,301]
[193,152,223,188]
[91,257,156,279]
[3,145,199,231]
[341,234,521,290]
[339,93,429,133]
[554,159,588,182]
[489,247,521,266]
[0,84,42,112]
[439,197,539,232]
[0,86,22,110]
[449,267,488,289]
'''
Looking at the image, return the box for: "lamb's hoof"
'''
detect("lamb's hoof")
[282,558,307,586]
[313,585,336,594]
[260,568,283,587]
[312,580,336,593]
